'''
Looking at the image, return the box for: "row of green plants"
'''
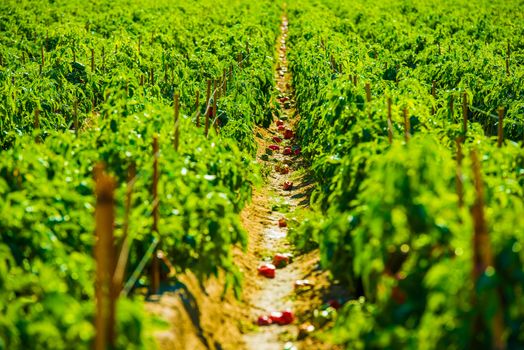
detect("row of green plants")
[0,0,281,348]
[0,0,278,150]
[286,0,524,348]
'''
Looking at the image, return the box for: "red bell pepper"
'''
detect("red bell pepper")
[258,263,276,278]
[273,253,291,268]
[257,315,273,326]
[269,310,294,325]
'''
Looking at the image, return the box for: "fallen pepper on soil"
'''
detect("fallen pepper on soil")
[257,315,273,326]
[278,218,287,227]
[258,263,276,278]
[283,181,293,190]
[272,253,293,268]
[269,310,294,325]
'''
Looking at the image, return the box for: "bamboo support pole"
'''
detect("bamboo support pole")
[150,135,160,295]
[403,108,410,142]
[94,166,117,350]
[387,98,393,144]
[174,92,180,151]
[497,107,504,148]
[195,89,200,128]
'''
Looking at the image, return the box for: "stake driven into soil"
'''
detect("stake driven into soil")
[242,14,308,350]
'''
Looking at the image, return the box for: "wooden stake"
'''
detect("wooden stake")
[506,41,510,76]
[403,107,410,142]
[34,108,41,142]
[497,107,504,148]
[431,80,436,115]
[113,164,136,295]
[365,82,371,102]
[245,41,250,66]
[462,92,468,136]
[471,148,490,279]
[449,94,454,121]
[33,108,40,129]
[205,79,211,108]
[205,80,211,137]
[91,48,95,73]
[387,98,393,144]
[174,92,180,151]
[237,53,243,68]
[150,67,154,86]
[140,74,144,86]
[195,89,200,128]
[41,46,45,67]
[94,166,117,350]
[456,139,463,208]
[470,149,505,350]
[150,135,160,295]
[74,99,79,135]
[212,81,218,130]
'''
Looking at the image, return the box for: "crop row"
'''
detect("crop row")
[0,0,280,348]
[287,0,524,348]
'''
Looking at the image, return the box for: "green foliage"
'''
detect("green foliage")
[0,0,280,348]
[287,0,524,348]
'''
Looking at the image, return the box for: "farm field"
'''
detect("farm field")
[0,0,523,349]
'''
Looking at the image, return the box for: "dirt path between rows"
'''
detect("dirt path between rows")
[146,12,343,350]
[241,14,314,350]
